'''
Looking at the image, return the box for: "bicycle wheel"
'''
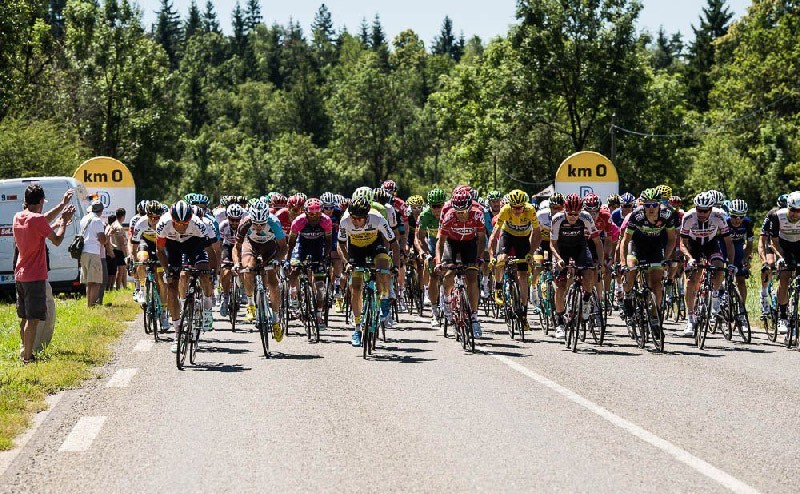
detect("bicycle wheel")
[176,295,193,370]
[645,290,664,352]
[145,280,159,340]
[189,294,201,365]
[564,284,580,352]
[279,281,290,337]
[696,291,711,350]
[142,279,154,335]
[632,294,646,349]
[362,288,374,358]
[256,289,270,358]
[504,276,520,340]
[460,288,475,352]
[728,287,750,343]
[229,279,240,332]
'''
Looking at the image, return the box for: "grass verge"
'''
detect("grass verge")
[0,290,139,450]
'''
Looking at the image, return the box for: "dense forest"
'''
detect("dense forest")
[0,0,798,213]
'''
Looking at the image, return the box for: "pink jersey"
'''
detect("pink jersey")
[290,213,332,240]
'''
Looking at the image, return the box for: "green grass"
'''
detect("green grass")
[0,290,139,450]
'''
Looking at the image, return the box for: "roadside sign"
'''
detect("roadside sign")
[73,156,136,219]
[554,151,619,199]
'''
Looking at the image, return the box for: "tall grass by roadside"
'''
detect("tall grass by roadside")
[0,290,139,450]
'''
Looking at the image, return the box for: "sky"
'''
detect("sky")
[136,0,752,46]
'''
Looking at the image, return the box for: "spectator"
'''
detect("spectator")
[80,200,107,307]
[105,215,117,291]
[109,208,129,290]
[12,184,74,364]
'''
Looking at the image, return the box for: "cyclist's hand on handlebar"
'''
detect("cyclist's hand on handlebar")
[727,264,738,275]
[776,258,787,270]
[686,258,697,270]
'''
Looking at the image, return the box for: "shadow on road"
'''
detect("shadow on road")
[192,362,252,372]
[369,352,436,363]
[269,353,324,360]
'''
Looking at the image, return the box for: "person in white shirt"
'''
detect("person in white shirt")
[80,200,108,307]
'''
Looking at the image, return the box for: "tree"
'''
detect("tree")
[154,0,182,69]
[202,0,220,33]
[184,0,202,41]
[311,3,336,69]
[652,27,675,70]
[513,0,646,150]
[231,1,247,55]
[245,0,262,31]
[686,0,733,112]
[370,14,389,68]
[432,16,462,62]
[358,18,370,47]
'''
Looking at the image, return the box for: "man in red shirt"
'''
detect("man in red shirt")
[13,184,75,363]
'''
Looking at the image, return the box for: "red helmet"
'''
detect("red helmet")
[287,194,305,209]
[669,195,682,208]
[583,193,600,211]
[565,193,583,213]
[271,193,287,209]
[451,189,472,211]
[305,198,322,214]
[382,180,397,193]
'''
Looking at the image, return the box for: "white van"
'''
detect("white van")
[0,177,89,293]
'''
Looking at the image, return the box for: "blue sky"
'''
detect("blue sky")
[136,0,752,45]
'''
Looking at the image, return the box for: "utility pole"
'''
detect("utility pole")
[610,112,617,164]
[493,153,497,189]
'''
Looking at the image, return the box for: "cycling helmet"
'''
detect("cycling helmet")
[606,194,620,207]
[669,195,682,208]
[451,189,472,211]
[348,197,371,217]
[249,205,270,224]
[381,180,398,193]
[487,190,503,201]
[171,200,193,222]
[226,203,244,220]
[655,184,672,200]
[721,199,732,213]
[538,199,550,211]
[427,188,446,206]
[320,192,336,207]
[787,191,800,209]
[407,195,425,208]
[507,189,529,207]
[219,196,232,207]
[305,198,322,214]
[287,194,305,209]
[549,192,565,206]
[564,193,582,213]
[693,192,715,209]
[352,186,373,201]
[639,188,657,202]
[729,199,748,215]
[183,193,196,204]
[777,194,789,208]
[247,197,261,207]
[583,193,601,211]
[144,200,162,216]
[373,187,392,204]
[136,200,147,216]
[707,189,725,206]
[271,193,287,209]
[468,187,479,201]
[159,202,169,215]
[294,192,308,202]
[196,194,209,205]
[620,192,636,206]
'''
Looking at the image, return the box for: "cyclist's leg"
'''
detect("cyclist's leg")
[514,235,531,307]
[241,240,257,304]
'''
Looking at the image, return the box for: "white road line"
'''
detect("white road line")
[491,354,760,494]
[105,368,138,388]
[132,339,154,352]
[58,416,107,452]
[0,393,64,476]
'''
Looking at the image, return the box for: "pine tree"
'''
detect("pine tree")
[432,16,457,60]
[154,0,182,69]
[245,0,262,30]
[185,0,202,41]
[202,0,220,33]
[652,26,674,70]
[232,0,247,55]
[311,3,336,68]
[358,18,370,47]
[370,14,388,67]
[686,0,733,111]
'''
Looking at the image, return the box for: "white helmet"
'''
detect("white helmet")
[538,200,550,211]
[248,202,270,224]
[706,190,725,206]
[787,191,800,209]
[226,203,244,220]
[693,192,715,209]
[729,199,748,215]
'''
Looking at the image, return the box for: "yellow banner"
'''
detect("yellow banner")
[554,151,618,183]
[73,156,135,188]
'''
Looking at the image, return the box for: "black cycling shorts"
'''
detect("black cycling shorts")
[442,238,478,266]
[779,238,800,268]
[628,239,665,265]
[556,244,593,272]
[684,237,724,262]
[166,237,209,277]
[348,240,389,267]
[498,231,531,271]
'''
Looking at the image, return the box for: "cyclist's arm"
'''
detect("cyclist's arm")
[723,235,735,264]
[529,226,541,253]
[592,236,604,265]
[275,238,288,260]
[287,233,297,254]
[324,232,332,260]
[664,229,676,261]
[156,238,169,273]
[679,235,692,259]
[337,239,348,262]
[621,230,633,261]
[550,239,561,264]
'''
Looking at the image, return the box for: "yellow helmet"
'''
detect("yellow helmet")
[407,195,424,208]
[507,189,529,207]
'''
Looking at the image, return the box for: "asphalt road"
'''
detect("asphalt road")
[1,299,798,493]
